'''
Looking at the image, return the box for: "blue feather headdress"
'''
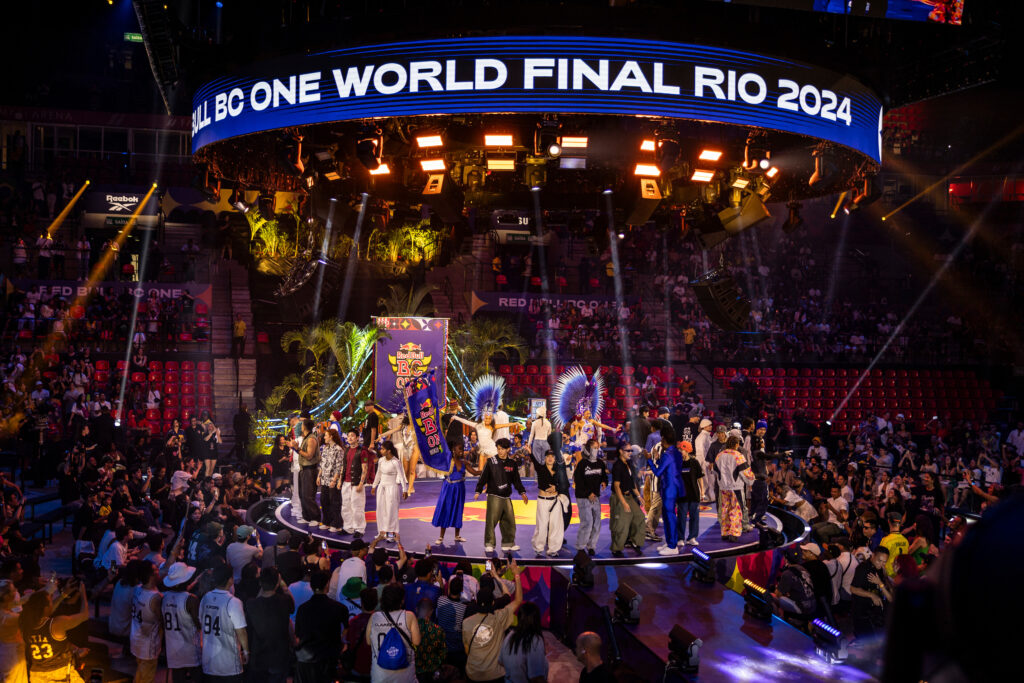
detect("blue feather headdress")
[470,374,506,421]
[551,366,605,429]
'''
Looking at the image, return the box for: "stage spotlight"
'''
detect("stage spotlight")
[561,136,588,149]
[782,200,804,234]
[830,191,850,219]
[691,169,715,183]
[572,549,595,588]
[355,128,383,171]
[415,133,444,148]
[811,619,847,663]
[655,135,681,172]
[485,134,514,147]
[560,157,586,170]
[612,583,642,624]
[731,177,750,190]
[691,548,715,584]
[809,148,838,189]
[233,200,250,214]
[534,119,562,159]
[699,149,723,162]
[668,625,703,675]
[743,135,770,172]
[420,159,446,172]
[634,163,661,177]
[853,175,881,207]
[368,164,391,176]
[640,139,656,152]
[486,154,516,171]
[765,166,780,179]
[743,579,773,621]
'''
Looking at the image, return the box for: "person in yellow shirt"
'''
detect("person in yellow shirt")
[683,325,696,360]
[231,315,246,358]
[878,512,909,576]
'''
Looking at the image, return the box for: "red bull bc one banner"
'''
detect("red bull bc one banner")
[373,317,449,414]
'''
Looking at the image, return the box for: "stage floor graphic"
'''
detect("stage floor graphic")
[274,478,780,565]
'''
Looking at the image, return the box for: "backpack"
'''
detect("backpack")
[376,611,412,670]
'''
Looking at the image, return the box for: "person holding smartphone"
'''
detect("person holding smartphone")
[462,558,524,683]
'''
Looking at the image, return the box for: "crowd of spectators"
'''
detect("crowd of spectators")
[525,299,661,362]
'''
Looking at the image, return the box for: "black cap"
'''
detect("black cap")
[350,539,368,552]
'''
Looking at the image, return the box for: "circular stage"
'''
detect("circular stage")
[265,478,789,566]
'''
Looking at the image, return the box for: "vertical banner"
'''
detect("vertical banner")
[373,317,449,413]
[404,370,453,474]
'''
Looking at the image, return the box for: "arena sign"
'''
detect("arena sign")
[191,36,883,162]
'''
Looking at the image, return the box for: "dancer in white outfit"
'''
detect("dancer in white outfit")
[371,441,409,542]
[381,415,421,494]
[526,406,553,465]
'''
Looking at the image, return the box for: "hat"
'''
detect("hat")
[658,406,670,415]
[205,521,223,537]
[680,441,693,453]
[756,420,768,430]
[812,437,822,444]
[372,547,388,566]
[212,472,223,480]
[728,429,743,440]
[163,562,197,588]
[699,418,712,430]
[800,543,821,557]
[716,425,727,433]
[236,525,254,540]
[342,577,367,600]
[350,539,368,552]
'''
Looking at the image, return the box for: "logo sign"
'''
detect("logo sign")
[470,291,638,316]
[373,317,448,413]
[405,370,453,473]
[191,36,883,162]
[106,194,140,213]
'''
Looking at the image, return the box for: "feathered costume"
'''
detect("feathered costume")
[551,366,606,454]
[470,374,506,420]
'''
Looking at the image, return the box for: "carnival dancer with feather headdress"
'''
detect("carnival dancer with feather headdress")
[551,367,613,468]
[450,375,517,472]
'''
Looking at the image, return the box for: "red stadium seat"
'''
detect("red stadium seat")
[181,383,195,395]
[181,371,195,384]
[197,361,211,372]
[198,384,210,395]
[165,371,179,383]
[164,384,178,395]
[116,360,128,371]
[94,371,109,384]
[178,361,193,371]
[148,361,163,371]
[131,372,147,384]
[197,372,212,385]
[180,396,196,409]
[257,331,269,343]
[196,302,209,315]
[163,396,178,408]
[148,371,162,383]
[146,409,161,422]
[197,396,212,409]
[95,360,110,371]
[180,409,193,421]
[527,365,538,374]
[163,408,177,421]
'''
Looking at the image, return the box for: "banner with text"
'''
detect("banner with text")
[470,291,638,316]
[14,280,213,309]
[373,317,449,414]
[404,370,453,474]
[192,36,883,162]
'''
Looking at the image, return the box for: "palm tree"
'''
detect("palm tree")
[377,282,437,317]
[323,320,390,405]
[278,371,320,409]
[450,317,528,379]
[280,319,335,367]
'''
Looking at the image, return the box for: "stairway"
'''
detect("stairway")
[211,260,253,356]
[212,358,257,452]
[161,223,210,282]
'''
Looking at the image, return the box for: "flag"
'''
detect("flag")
[404,369,453,474]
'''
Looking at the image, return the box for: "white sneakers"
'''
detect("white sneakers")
[501,545,521,552]
[686,538,699,545]
[484,545,495,552]
[658,546,680,556]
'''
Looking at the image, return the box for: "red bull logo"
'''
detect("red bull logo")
[388,341,432,390]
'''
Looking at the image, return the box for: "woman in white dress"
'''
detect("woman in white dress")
[371,441,409,543]
[381,415,422,495]
[451,413,515,471]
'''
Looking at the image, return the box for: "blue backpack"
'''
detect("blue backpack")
[376,611,412,670]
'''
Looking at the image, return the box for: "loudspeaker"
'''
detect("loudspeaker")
[422,173,464,224]
[691,270,750,332]
[717,193,771,234]
[688,203,729,250]
[624,177,663,226]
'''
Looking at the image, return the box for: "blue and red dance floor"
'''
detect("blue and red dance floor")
[274,478,780,565]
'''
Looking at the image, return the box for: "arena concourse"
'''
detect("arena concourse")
[0,1,1022,682]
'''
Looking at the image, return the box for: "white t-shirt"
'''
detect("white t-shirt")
[329,557,367,602]
[825,496,848,525]
[783,490,816,521]
[199,589,246,676]
[493,410,510,442]
[226,541,262,582]
[99,540,128,569]
[287,580,314,620]
[130,587,163,660]
[109,581,136,638]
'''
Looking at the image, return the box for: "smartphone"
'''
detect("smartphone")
[320,540,327,553]
[485,560,493,572]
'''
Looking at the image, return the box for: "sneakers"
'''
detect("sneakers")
[329,527,341,533]
[686,538,699,546]
[677,540,686,547]
[501,545,520,552]
[658,547,680,556]
[587,548,596,556]
[645,532,663,542]
[611,550,625,558]
[656,544,668,551]
[484,545,495,553]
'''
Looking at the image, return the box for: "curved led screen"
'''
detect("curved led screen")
[192,36,883,162]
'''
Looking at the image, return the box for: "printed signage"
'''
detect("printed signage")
[373,317,449,414]
[469,290,638,315]
[191,36,883,162]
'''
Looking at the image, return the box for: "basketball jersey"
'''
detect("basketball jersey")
[368,610,416,674]
[25,618,72,672]
[199,589,245,676]
[130,587,163,660]
[161,590,201,669]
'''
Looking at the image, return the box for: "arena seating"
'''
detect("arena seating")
[713,366,997,434]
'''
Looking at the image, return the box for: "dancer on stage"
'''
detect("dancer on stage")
[525,405,552,465]
[317,428,343,532]
[551,366,610,466]
[532,449,569,556]
[340,429,372,538]
[610,439,646,557]
[573,439,608,556]
[715,435,754,542]
[648,425,683,555]
[381,414,420,495]
[473,438,528,553]
[451,375,516,471]
[291,418,321,526]
[371,441,409,543]
[431,440,480,546]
